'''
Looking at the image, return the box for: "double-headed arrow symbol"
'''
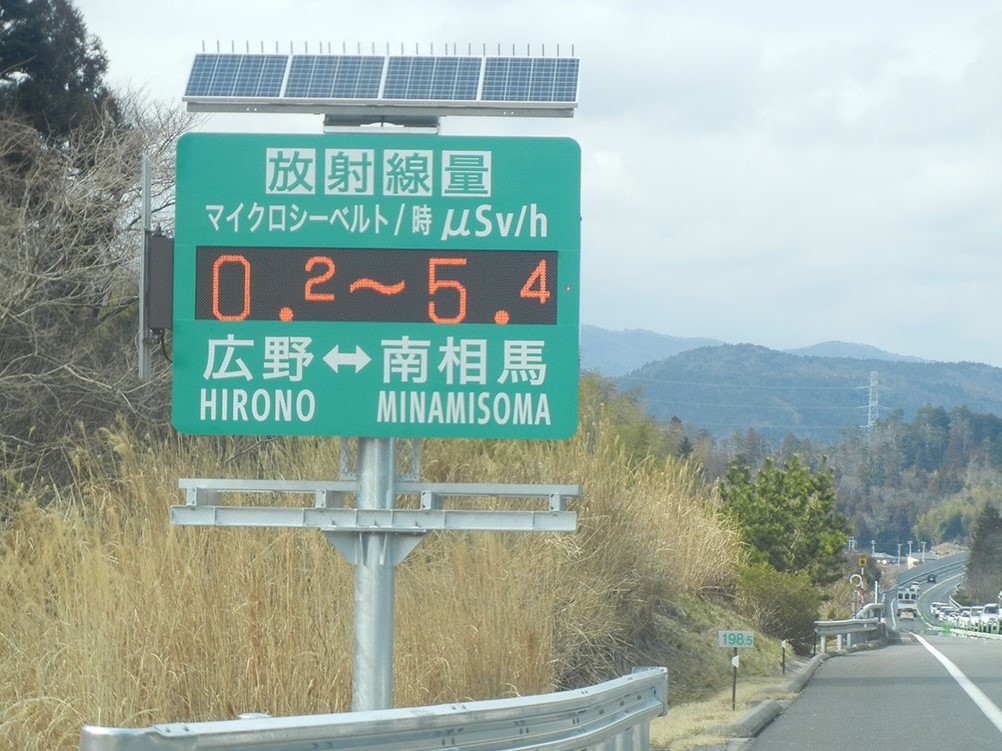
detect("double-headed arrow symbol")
[323,345,371,373]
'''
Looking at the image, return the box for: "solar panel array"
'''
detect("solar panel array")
[184,53,579,104]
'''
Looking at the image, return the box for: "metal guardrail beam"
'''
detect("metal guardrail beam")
[815,618,881,636]
[814,618,883,652]
[80,667,667,751]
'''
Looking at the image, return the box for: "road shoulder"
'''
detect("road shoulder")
[666,639,887,750]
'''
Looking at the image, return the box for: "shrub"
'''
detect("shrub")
[736,562,820,654]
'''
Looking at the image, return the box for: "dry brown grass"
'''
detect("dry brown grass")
[649,674,798,750]
[1,416,744,749]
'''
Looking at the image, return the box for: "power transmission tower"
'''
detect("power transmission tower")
[867,371,880,429]
[857,370,888,430]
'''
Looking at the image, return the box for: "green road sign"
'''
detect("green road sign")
[172,132,580,439]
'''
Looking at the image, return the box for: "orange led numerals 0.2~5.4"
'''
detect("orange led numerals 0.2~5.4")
[195,246,559,326]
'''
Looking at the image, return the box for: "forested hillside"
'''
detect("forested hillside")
[833,407,1002,551]
[672,404,1002,552]
[579,330,1002,554]
[618,343,1002,444]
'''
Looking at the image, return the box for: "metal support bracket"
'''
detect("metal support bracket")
[173,478,579,535]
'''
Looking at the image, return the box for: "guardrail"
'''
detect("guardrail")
[814,618,884,652]
[938,598,1002,637]
[80,667,668,751]
[948,620,1002,637]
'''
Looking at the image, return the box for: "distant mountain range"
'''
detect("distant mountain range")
[580,325,926,376]
[580,326,1002,444]
[783,341,928,363]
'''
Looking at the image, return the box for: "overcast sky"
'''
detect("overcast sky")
[77,0,1002,366]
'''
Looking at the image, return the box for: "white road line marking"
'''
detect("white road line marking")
[914,633,1002,734]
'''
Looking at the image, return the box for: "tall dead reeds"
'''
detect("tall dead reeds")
[1,414,741,749]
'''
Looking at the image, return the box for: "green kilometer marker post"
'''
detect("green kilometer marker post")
[718,630,755,710]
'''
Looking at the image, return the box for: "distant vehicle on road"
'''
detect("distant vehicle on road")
[927,573,937,583]
[895,584,920,619]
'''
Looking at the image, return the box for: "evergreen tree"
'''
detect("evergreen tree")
[965,504,1002,603]
[0,0,120,139]
[721,456,851,586]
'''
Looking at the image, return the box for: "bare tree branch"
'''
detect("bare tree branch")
[1,92,193,487]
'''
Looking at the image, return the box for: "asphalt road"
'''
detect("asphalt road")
[746,618,1002,749]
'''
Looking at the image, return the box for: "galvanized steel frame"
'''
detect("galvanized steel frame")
[173,477,579,533]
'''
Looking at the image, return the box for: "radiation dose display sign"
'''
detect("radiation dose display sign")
[172,132,581,439]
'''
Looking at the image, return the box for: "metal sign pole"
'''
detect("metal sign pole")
[138,154,152,381]
[731,648,738,710]
[351,436,396,711]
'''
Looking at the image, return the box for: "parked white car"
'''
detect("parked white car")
[980,603,1000,629]
[960,606,985,628]
[957,608,976,627]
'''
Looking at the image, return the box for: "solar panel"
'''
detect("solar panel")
[550,58,580,101]
[185,53,288,98]
[483,57,579,102]
[384,56,481,100]
[285,55,384,99]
